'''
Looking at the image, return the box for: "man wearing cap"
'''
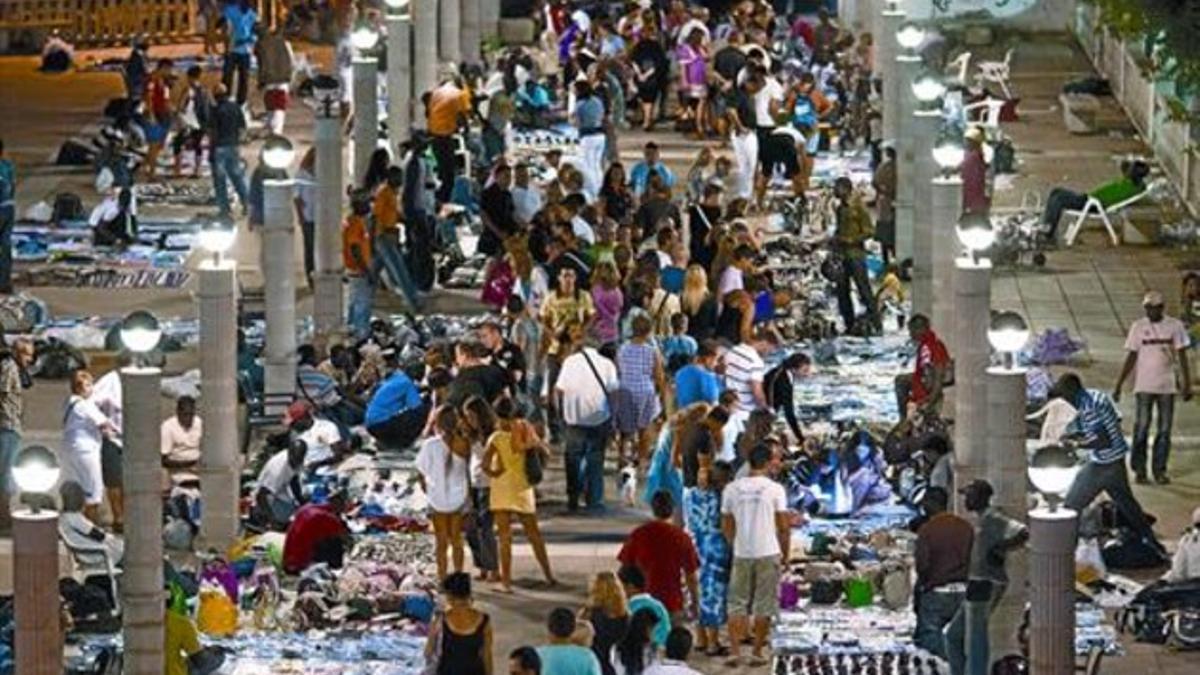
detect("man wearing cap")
[1113,290,1192,484]
[945,479,1028,675]
[1164,506,1200,583]
[629,142,676,200]
[961,126,990,217]
[283,400,345,469]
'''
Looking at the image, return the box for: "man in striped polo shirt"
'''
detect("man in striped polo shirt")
[1057,373,1166,558]
[722,327,779,415]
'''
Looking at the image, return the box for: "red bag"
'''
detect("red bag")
[264,88,290,112]
[480,258,515,309]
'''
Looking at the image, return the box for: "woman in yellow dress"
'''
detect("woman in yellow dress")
[483,397,556,593]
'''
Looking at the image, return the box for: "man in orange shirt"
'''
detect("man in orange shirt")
[371,166,421,310]
[426,76,472,204]
[343,189,375,337]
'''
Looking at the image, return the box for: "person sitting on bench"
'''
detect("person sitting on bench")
[1040,160,1150,240]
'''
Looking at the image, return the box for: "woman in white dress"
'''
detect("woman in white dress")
[62,370,117,522]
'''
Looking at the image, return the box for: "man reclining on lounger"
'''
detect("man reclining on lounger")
[1041,159,1150,241]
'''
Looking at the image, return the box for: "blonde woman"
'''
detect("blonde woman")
[680,265,719,340]
[578,572,631,675]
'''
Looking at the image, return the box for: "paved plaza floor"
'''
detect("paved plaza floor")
[1,28,1198,674]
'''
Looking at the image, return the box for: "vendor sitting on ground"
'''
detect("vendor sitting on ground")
[252,438,307,531]
[1040,159,1150,240]
[90,186,138,247]
[59,480,124,565]
[365,366,432,450]
[283,400,347,469]
[282,489,352,574]
[161,395,202,470]
[1164,505,1200,583]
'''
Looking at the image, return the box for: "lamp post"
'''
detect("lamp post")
[119,310,165,674]
[438,0,461,63]
[479,0,499,39]
[986,311,1032,659]
[261,135,298,417]
[1027,445,1082,675]
[385,0,412,154]
[11,445,61,675]
[953,214,994,495]
[412,0,438,126]
[312,76,345,338]
[197,219,239,550]
[930,135,965,335]
[910,71,948,318]
[893,22,923,264]
[351,24,381,186]
[879,4,906,144]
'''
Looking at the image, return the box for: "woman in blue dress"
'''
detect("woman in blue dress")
[683,460,733,656]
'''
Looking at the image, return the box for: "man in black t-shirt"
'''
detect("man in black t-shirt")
[478,320,527,390]
[447,340,511,408]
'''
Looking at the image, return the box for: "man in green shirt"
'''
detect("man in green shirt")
[832,176,879,334]
[1041,160,1150,239]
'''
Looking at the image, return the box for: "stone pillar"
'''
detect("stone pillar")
[479,0,500,38]
[1029,508,1078,675]
[952,258,991,496]
[894,53,921,263]
[461,0,481,65]
[909,109,941,318]
[386,14,412,153]
[198,261,239,550]
[314,107,344,337]
[263,180,297,416]
[14,511,61,674]
[352,56,379,186]
[880,8,905,144]
[413,0,438,127]
[439,0,461,64]
[121,367,164,675]
[987,367,1029,659]
[930,175,963,332]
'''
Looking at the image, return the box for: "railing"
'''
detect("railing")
[1074,4,1199,216]
[0,0,282,47]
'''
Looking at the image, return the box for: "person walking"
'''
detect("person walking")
[142,59,175,180]
[579,572,630,675]
[426,74,473,205]
[1057,373,1168,558]
[0,138,14,293]
[831,176,878,333]
[372,166,422,310]
[610,608,661,675]
[721,443,789,668]
[555,327,618,513]
[461,396,500,583]
[961,127,990,217]
[0,337,31,533]
[255,22,293,135]
[221,0,258,106]
[415,406,470,580]
[872,146,897,263]
[913,486,973,659]
[293,148,317,285]
[427,573,493,675]
[342,189,376,338]
[482,397,556,593]
[618,490,700,624]
[172,66,211,178]
[573,80,607,201]
[1113,290,1192,484]
[616,315,666,467]
[683,461,733,656]
[207,84,250,219]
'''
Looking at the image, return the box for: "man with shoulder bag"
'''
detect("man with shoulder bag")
[554,324,619,514]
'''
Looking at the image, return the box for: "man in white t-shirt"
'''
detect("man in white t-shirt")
[254,439,306,530]
[1113,290,1193,484]
[556,328,619,513]
[723,327,778,414]
[160,395,202,468]
[721,444,789,668]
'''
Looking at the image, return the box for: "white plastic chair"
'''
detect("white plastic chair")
[1062,191,1151,246]
[60,528,122,617]
[963,98,1006,131]
[947,52,972,87]
[975,49,1015,99]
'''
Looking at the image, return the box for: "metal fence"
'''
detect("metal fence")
[1074,4,1199,216]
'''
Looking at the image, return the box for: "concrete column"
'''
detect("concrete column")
[987,367,1029,659]
[461,0,481,65]
[479,0,499,38]
[121,367,164,675]
[909,109,941,318]
[439,0,461,64]
[1029,508,1078,675]
[198,262,239,550]
[880,8,905,144]
[930,175,963,332]
[314,109,345,337]
[412,0,438,128]
[14,511,61,674]
[263,180,297,417]
[387,15,412,154]
[894,53,921,263]
[952,258,991,495]
[352,56,379,186]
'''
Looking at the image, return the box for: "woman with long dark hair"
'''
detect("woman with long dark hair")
[610,607,660,675]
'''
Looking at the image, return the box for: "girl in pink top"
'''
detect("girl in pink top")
[677,28,709,138]
[591,261,624,346]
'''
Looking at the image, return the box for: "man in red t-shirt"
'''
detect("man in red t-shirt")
[895,314,951,419]
[282,491,351,574]
[617,490,700,620]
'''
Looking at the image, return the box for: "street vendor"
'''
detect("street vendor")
[282,489,352,574]
[895,314,951,419]
[252,438,307,531]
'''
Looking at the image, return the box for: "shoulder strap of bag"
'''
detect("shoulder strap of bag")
[580,349,611,396]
